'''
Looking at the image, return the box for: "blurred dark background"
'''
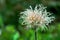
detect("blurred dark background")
[0,0,60,40]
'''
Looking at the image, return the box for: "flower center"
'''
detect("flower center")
[28,13,36,21]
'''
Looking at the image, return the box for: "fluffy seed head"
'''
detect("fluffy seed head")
[19,4,55,30]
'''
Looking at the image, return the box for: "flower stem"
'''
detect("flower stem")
[34,27,37,40]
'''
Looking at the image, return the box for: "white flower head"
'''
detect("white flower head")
[19,4,55,30]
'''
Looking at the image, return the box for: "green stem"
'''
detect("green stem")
[34,27,37,40]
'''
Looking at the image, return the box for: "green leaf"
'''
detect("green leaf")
[13,32,19,40]
[6,25,15,32]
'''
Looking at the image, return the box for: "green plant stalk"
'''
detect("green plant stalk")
[34,26,37,40]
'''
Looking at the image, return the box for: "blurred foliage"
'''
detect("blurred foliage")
[0,0,60,40]
[0,14,4,27]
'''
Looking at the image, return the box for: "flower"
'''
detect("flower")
[19,4,55,30]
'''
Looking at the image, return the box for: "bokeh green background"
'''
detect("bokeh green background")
[0,0,60,40]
